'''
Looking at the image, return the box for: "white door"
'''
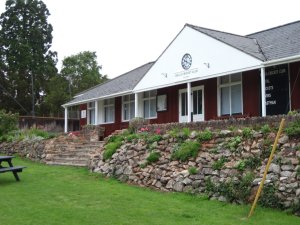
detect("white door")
[179,86,204,122]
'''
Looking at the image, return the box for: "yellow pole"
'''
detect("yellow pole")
[248,118,285,218]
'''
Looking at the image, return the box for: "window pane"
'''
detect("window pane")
[150,90,157,97]
[220,76,229,84]
[231,73,241,82]
[123,103,129,121]
[130,102,135,119]
[130,94,135,101]
[144,100,150,118]
[193,91,198,114]
[123,95,129,102]
[105,106,114,122]
[181,92,187,116]
[150,98,156,117]
[231,84,242,114]
[221,87,230,115]
[89,109,95,124]
[143,92,149,98]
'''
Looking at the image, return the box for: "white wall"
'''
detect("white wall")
[134,26,262,92]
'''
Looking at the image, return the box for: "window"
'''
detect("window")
[219,73,242,116]
[143,90,157,119]
[104,98,114,123]
[122,94,135,121]
[87,102,95,125]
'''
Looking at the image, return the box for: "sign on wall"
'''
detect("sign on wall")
[265,64,290,115]
[81,110,87,118]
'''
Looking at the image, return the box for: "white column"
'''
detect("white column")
[95,100,98,125]
[134,93,139,118]
[64,106,68,133]
[187,82,192,122]
[261,67,266,117]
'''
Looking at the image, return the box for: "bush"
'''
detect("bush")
[188,166,198,175]
[103,142,122,160]
[285,120,300,137]
[0,110,19,138]
[226,136,242,152]
[212,156,228,170]
[147,135,162,144]
[242,127,252,139]
[260,124,271,134]
[128,117,149,133]
[146,152,160,164]
[197,129,213,141]
[172,141,200,161]
[259,184,283,209]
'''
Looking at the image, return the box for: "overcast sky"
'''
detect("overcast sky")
[0,0,299,79]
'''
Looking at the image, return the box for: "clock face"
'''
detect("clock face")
[181,53,192,70]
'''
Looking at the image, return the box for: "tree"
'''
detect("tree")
[60,51,107,96]
[45,51,107,116]
[0,0,57,116]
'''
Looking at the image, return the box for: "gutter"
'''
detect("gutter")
[262,54,300,67]
[62,90,132,107]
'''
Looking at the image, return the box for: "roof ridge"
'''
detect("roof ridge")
[185,23,255,40]
[247,20,300,36]
[73,61,154,97]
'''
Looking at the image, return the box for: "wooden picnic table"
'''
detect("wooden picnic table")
[0,156,26,181]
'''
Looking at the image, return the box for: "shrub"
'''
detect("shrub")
[103,134,123,160]
[188,166,198,175]
[197,129,213,141]
[242,127,252,139]
[125,133,139,142]
[285,120,300,137]
[226,136,241,152]
[260,124,271,135]
[146,152,160,164]
[244,156,261,169]
[128,117,149,133]
[172,141,200,161]
[235,160,246,172]
[212,156,228,170]
[259,184,283,209]
[0,110,19,139]
[147,135,162,144]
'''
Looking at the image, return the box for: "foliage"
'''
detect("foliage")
[181,127,191,139]
[128,117,149,133]
[285,120,300,137]
[59,51,107,96]
[206,173,254,204]
[226,136,242,152]
[188,166,198,175]
[197,129,213,141]
[0,110,18,137]
[103,135,123,160]
[125,133,139,142]
[244,156,261,169]
[242,127,252,139]
[0,0,58,115]
[2,158,299,225]
[259,184,283,209]
[212,156,228,170]
[171,141,200,161]
[235,160,246,172]
[147,134,162,144]
[146,152,161,164]
[260,124,271,135]
[288,110,299,116]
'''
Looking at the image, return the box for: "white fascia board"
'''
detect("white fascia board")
[62,90,132,107]
[262,54,300,67]
[133,64,262,93]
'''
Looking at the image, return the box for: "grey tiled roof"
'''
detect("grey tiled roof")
[186,24,266,61]
[64,62,154,106]
[247,21,300,60]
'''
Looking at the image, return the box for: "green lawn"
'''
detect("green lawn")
[0,157,299,225]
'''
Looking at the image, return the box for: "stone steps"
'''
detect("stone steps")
[45,141,104,167]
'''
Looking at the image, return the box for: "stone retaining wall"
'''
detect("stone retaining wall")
[89,125,300,214]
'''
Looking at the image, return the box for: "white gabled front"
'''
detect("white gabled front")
[134,26,262,92]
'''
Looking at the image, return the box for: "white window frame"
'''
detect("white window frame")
[103,98,115,124]
[87,102,95,125]
[218,73,243,116]
[143,90,157,119]
[122,94,135,122]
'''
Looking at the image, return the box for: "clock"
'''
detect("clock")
[181,53,192,70]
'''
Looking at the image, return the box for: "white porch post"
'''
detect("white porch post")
[64,106,68,133]
[134,93,139,117]
[95,100,98,125]
[187,82,192,122]
[261,67,266,117]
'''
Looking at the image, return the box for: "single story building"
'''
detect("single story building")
[63,21,300,136]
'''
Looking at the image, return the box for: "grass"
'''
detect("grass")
[0,157,299,225]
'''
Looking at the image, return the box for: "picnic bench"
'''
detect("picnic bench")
[0,156,26,181]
